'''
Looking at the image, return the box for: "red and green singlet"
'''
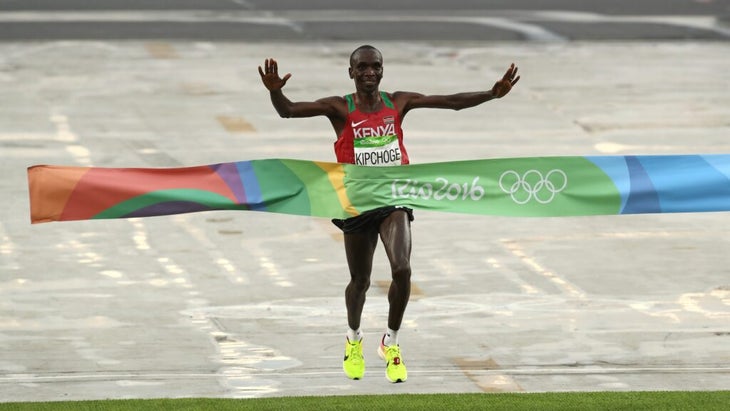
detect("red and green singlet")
[334,92,409,166]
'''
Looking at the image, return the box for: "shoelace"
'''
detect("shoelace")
[347,342,363,361]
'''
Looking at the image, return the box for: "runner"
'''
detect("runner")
[258,45,519,383]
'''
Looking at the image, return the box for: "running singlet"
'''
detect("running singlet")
[334,92,409,166]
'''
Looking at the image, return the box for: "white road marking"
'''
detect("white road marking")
[1,365,728,383]
[0,222,20,271]
[172,215,249,284]
[500,239,587,300]
[50,111,91,165]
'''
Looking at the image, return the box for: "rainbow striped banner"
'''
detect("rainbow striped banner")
[27,155,730,224]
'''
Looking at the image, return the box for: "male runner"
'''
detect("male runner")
[258,45,519,383]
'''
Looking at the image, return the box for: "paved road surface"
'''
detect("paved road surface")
[1,0,730,41]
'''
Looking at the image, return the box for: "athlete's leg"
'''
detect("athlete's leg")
[343,230,379,330]
[379,210,412,331]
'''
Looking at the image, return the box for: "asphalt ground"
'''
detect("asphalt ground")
[1,0,730,42]
[1,3,730,402]
[2,0,729,15]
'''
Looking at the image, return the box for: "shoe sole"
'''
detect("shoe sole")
[343,365,364,380]
[344,371,364,380]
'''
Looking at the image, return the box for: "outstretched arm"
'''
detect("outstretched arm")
[396,63,520,114]
[258,58,343,119]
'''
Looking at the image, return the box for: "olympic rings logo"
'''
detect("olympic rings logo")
[498,169,568,204]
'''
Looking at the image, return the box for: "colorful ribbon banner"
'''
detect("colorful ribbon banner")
[27,155,730,224]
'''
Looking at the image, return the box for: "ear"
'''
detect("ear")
[348,67,354,79]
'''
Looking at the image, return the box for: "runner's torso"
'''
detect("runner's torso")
[334,92,409,166]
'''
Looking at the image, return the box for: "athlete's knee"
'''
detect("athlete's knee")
[348,276,371,293]
[391,263,411,285]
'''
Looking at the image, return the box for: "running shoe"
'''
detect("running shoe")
[343,338,365,380]
[378,338,407,383]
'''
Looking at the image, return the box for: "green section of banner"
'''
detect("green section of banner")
[280,159,347,218]
[343,157,621,217]
[93,189,240,219]
[251,160,311,216]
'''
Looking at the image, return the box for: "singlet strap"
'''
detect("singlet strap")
[345,94,356,113]
[380,91,394,109]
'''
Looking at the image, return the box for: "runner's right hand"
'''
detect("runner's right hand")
[258,58,292,91]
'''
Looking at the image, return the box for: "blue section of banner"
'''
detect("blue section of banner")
[622,156,661,214]
[236,161,266,211]
[637,155,730,213]
[701,154,730,181]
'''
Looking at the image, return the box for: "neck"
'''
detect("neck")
[355,90,381,112]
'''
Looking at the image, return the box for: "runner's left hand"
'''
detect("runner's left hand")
[491,63,520,98]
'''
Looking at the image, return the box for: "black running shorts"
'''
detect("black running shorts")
[331,206,414,234]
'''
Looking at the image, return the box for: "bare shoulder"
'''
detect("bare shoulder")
[317,95,348,109]
[390,91,427,114]
[390,91,425,103]
[310,95,348,118]
[316,95,348,104]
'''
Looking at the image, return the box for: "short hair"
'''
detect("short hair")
[350,45,381,66]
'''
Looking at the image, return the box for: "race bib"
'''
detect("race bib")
[354,135,403,166]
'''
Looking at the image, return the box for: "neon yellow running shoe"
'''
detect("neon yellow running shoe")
[378,341,407,383]
[343,338,365,380]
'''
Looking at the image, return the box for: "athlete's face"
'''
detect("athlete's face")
[349,49,383,93]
